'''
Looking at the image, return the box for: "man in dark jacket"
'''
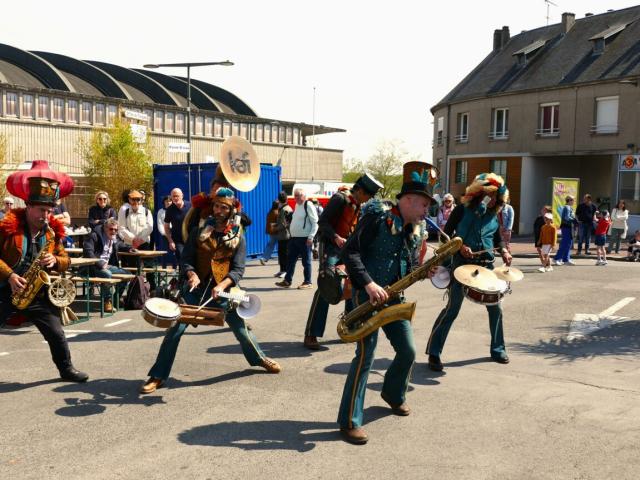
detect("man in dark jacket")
[83,218,132,312]
[576,194,597,255]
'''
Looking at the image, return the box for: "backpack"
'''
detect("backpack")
[123,275,150,310]
[302,200,312,229]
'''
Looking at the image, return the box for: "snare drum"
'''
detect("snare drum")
[142,298,182,328]
[463,279,510,306]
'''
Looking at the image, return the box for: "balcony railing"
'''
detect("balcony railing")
[488,131,509,140]
[454,134,468,143]
[536,128,559,137]
[590,124,619,134]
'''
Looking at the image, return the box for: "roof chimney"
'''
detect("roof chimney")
[585,12,593,17]
[493,29,503,51]
[562,12,575,33]
[501,26,511,46]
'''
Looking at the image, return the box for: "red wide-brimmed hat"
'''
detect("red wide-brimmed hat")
[6,160,74,205]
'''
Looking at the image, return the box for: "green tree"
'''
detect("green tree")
[79,120,155,209]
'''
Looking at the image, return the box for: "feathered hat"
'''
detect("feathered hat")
[396,161,439,201]
[460,173,509,205]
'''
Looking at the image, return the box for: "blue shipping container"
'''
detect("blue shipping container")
[153,163,281,258]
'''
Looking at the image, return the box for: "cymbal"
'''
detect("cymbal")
[219,136,260,192]
[454,265,501,290]
[493,266,524,282]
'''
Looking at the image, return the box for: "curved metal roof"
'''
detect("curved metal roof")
[0,43,258,116]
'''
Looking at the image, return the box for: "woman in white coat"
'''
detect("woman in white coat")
[607,199,629,254]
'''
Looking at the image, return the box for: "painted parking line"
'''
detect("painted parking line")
[0,352,9,357]
[568,297,636,340]
[63,329,92,334]
[104,319,132,327]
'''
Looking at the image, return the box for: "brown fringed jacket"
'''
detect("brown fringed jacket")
[0,209,70,282]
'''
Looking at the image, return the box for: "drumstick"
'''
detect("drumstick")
[194,296,214,313]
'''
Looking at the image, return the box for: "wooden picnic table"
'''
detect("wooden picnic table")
[118,250,167,276]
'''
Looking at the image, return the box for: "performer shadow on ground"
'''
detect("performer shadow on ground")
[511,318,640,362]
[178,412,387,452]
[66,330,166,343]
[0,378,60,393]
[206,340,336,359]
[52,378,166,417]
[324,358,429,388]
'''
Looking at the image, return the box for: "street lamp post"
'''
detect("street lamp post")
[143,60,234,165]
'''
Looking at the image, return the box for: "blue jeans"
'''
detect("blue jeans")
[91,265,129,300]
[427,274,506,359]
[577,222,593,253]
[337,296,415,429]
[147,285,267,381]
[284,237,312,284]
[262,235,278,261]
[608,228,624,253]
[554,226,573,262]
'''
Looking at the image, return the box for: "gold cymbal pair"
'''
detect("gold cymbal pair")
[453,264,523,290]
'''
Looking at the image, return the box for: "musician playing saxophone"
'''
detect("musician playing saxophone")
[0,161,88,382]
[426,173,512,372]
[140,188,280,394]
[337,161,436,445]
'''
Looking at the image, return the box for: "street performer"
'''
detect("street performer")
[426,173,512,372]
[0,160,88,382]
[337,161,435,445]
[140,187,281,394]
[303,173,382,350]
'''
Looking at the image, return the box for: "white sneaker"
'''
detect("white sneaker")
[602,260,608,265]
[595,259,602,265]
[566,260,576,265]
[273,271,285,278]
[554,260,564,266]
[537,267,546,273]
[545,266,553,272]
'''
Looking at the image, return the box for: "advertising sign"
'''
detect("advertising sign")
[551,178,579,227]
[129,124,147,144]
[168,143,191,153]
[619,154,640,171]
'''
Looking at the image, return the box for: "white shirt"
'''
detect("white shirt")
[118,206,153,245]
[289,200,319,239]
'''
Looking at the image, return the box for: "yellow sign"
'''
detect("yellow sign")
[551,178,579,227]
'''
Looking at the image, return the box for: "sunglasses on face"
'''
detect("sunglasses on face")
[4,202,13,205]
[129,198,142,203]
[107,227,118,232]
[97,197,107,201]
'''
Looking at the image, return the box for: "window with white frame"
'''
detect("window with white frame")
[538,103,559,135]
[265,124,272,142]
[6,92,18,116]
[81,101,92,123]
[214,118,222,137]
[293,127,299,145]
[154,111,164,131]
[165,112,174,132]
[240,123,247,138]
[491,108,509,138]
[95,103,105,125]
[456,112,469,142]
[205,117,213,136]
[223,120,231,137]
[143,109,152,125]
[107,104,117,124]
[593,96,618,134]
[279,126,286,143]
[190,116,195,134]
[286,127,293,144]
[176,113,185,133]
[232,122,240,136]
[195,116,204,135]
[67,100,78,122]
[256,124,264,142]
[455,160,468,184]
[22,94,34,118]
[490,159,507,181]
[37,96,49,120]
[436,116,444,145]
[52,98,64,121]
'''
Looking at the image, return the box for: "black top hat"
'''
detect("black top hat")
[396,161,438,201]
[354,173,383,196]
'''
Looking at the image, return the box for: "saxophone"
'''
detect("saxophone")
[12,226,55,310]
[336,236,462,342]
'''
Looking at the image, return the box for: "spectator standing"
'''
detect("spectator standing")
[576,194,597,255]
[533,205,552,263]
[87,191,116,230]
[437,194,455,230]
[607,200,628,254]
[272,191,293,278]
[118,189,153,258]
[260,201,280,265]
[537,213,557,272]
[311,198,324,259]
[499,200,515,252]
[118,189,132,220]
[157,196,175,268]
[594,210,612,265]
[83,218,132,313]
[554,195,577,266]
[275,188,318,289]
[163,188,191,264]
[0,197,14,220]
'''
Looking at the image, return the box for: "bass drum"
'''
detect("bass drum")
[141,298,182,329]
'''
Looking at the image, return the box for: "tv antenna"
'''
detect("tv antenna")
[545,0,558,25]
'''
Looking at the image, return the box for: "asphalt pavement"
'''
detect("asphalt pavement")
[1,254,639,480]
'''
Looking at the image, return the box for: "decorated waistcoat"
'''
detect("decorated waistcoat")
[456,205,500,263]
[358,200,421,289]
[194,223,242,285]
[329,189,360,239]
[0,209,69,283]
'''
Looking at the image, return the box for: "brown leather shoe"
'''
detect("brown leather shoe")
[304,335,320,350]
[381,392,411,416]
[104,299,114,313]
[340,427,369,445]
[260,357,281,374]
[140,377,164,394]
